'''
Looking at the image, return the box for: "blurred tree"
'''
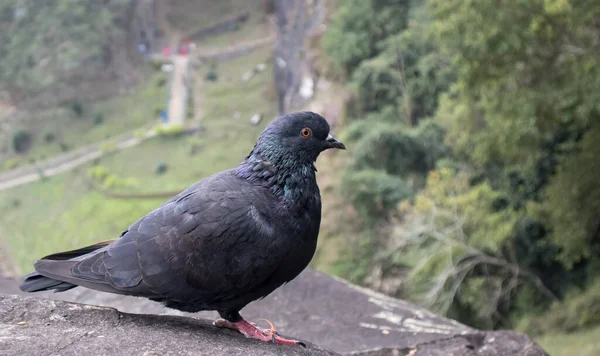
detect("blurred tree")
[324,0,600,333]
[323,0,411,75]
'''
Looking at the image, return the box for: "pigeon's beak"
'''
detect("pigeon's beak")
[326,134,346,150]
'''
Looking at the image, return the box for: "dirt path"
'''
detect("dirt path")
[0,127,157,192]
[166,55,190,127]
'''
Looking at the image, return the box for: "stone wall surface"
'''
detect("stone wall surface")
[0,269,547,356]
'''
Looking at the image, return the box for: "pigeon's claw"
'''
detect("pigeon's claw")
[213,318,305,347]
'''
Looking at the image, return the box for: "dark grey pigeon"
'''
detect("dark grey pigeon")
[19,111,345,346]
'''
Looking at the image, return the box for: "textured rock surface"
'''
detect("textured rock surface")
[0,269,548,355]
[0,294,337,356]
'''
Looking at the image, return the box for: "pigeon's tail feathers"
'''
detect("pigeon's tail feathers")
[19,239,115,294]
[40,239,115,261]
[19,271,78,293]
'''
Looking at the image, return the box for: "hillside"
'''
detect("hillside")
[1,1,598,356]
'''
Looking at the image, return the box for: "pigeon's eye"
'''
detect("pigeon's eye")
[300,128,312,138]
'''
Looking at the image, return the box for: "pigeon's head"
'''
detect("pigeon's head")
[254,111,345,164]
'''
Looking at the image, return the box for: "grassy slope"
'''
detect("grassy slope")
[167,0,270,48]
[1,72,167,169]
[536,326,600,356]
[0,47,275,274]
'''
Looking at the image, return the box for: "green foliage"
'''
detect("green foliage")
[326,0,600,334]
[520,279,600,336]
[154,161,168,175]
[59,142,70,152]
[350,56,402,114]
[0,0,123,95]
[431,0,600,167]
[4,158,18,170]
[12,129,32,153]
[155,76,167,88]
[528,121,600,266]
[345,119,447,176]
[150,59,164,71]
[341,169,412,219]
[536,325,600,356]
[134,129,148,139]
[205,69,218,82]
[88,165,138,189]
[93,112,104,125]
[43,132,56,143]
[70,100,84,117]
[323,0,411,74]
[154,124,185,137]
[88,165,110,182]
[98,141,118,154]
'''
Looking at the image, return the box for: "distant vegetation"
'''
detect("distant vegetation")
[323,0,600,336]
[0,0,130,98]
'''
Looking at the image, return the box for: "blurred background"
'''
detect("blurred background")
[0,1,598,355]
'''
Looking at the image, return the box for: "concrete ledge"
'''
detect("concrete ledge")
[0,269,548,355]
[0,294,336,356]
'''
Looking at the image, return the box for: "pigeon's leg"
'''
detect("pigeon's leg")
[214,312,305,347]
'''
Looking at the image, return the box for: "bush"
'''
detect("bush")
[93,112,104,125]
[341,168,412,219]
[154,124,185,138]
[70,100,84,117]
[98,141,118,154]
[156,76,167,88]
[150,59,163,71]
[59,142,70,152]
[44,132,56,143]
[154,161,168,175]
[134,129,148,139]
[520,280,600,336]
[4,159,18,170]
[88,166,139,189]
[12,130,32,153]
[205,69,218,82]
[88,165,110,182]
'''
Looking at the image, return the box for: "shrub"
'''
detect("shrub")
[88,165,110,182]
[156,76,167,87]
[98,141,118,154]
[519,280,600,336]
[70,100,84,117]
[154,124,184,138]
[4,159,18,170]
[154,161,168,175]
[134,129,148,139]
[341,168,412,219]
[12,130,32,153]
[205,69,218,82]
[93,112,104,125]
[44,132,56,143]
[150,59,163,71]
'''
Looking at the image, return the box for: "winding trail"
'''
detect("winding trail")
[0,127,157,192]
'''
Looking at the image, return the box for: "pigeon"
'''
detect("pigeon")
[19,111,345,346]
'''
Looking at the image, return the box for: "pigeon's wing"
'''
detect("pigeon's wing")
[67,170,286,302]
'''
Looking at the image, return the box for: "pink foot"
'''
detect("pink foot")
[213,318,305,347]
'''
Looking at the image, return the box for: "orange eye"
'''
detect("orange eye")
[300,128,312,138]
